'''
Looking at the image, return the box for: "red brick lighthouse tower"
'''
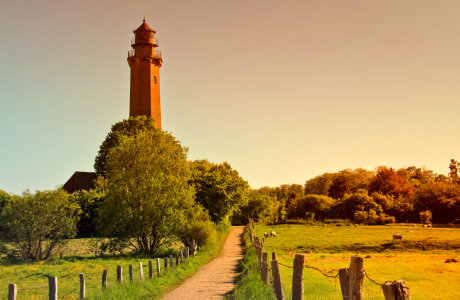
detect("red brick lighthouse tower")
[127,19,162,128]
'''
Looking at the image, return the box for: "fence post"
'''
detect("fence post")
[338,268,349,300]
[271,260,285,300]
[382,280,411,300]
[8,284,17,300]
[156,258,161,277]
[348,256,364,300]
[117,265,123,283]
[60,253,62,259]
[185,247,189,258]
[260,252,269,282]
[176,252,179,266]
[292,254,305,300]
[129,265,133,281]
[49,276,57,300]
[102,270,107,289]
[164,257,168,268]
[272,252,277,260]
[169,255,173,267]
[180,251,183,263]
[149,260,153,279]
[139,262,144,281]
[80,273,85,299]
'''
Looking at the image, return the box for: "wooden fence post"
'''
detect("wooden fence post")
[382,280,411,300]
[169,255,173,267]
[272,252,277,260]
[292,254,305,300]
[49,276,58,300]
[348,256,364,300]
[260,252,269,282]
[117,265,123,283]
[164,257,168,269]
[338,268,349,300]
[102,270,107,289]
[176,252,179,266]
[180,251,183,263]
[60,253,62,259]
[149,260,153,279]
[186,247,189,258]
[139,262,144,281]
[8,284,17,300]
[156,258,161,277]
[271,260,285,300]
[79,273,85,299]
[129,265,133,281]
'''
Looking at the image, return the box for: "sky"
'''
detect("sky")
[1,0,460,195]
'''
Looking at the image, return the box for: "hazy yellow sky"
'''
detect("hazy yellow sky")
[1,0,459,194]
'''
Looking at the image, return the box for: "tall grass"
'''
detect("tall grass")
[225,227,276,300]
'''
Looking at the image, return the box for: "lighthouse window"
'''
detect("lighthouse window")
[154,76,157,84]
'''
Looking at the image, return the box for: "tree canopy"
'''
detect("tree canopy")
[98,129,195,255]
[94,116,158,177]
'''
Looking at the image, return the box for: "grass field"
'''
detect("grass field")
[252,223,460,300]
[0,228,229,299]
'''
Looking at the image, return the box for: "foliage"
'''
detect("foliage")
[415,181,460,223]
[304,172,338,196]
[94,116,158,177]
[231,190,273,225]
[419,210,432,224]
[368,167,414,200]
[190,159,249,223]
[296,194,336,220]
[449,159,460,184]
[328,168,373,199]
[69,176,106,237]
[98,129,195,255]
[0,188,80,260]
[179,204,217,248]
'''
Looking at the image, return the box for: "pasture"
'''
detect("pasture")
[254,224,460,299]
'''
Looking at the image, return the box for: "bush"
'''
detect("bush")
[179,205,218,248]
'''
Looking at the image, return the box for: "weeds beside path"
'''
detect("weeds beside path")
[161,226,245,300]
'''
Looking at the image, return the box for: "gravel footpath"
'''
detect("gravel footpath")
[161,226,245,300]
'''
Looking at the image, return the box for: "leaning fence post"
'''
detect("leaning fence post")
[149,260,153,279]
[382,280,411,300]
[169,255,173,267]
[79,273,85,299]
[156,258,161,276]
[139,262,144,281]
[102,270,107,289]
[348,256,364,300]
[338,268,350,300]
[292,254,305,300]
[271,259,285,300]
[49,276,57,300]
[129,265,133,281]
[8,284,17,300]
[117,265,123,283]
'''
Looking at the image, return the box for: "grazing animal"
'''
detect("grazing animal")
[393,234,403,243]
[324,224,327,227]
[414,225,417,227]
[424,225,427,228]
[264,232,269,238]
[270,231,277,237]
[407,231,414,233]
[427,224,432,228]
[354,224,358,227]
[449,223,455,228]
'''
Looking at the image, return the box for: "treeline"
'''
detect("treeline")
[233,162,460,225]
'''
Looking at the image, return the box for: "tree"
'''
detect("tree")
[449,159,460,184]
[368,167,414,200]
[304,173,338,196]
[419,210,432,224]
[94,116,158,177]
[328,168,373,199]
[297,194,336,220]
[98,129,194,255]
[190,159,249,223]
[231,190,274,225]
[69,176,105,237]
[415,181,460,223]
[0,188,80,260]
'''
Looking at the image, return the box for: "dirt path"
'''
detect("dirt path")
[161,226,245,300]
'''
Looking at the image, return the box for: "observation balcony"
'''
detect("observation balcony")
[127,50,162,58]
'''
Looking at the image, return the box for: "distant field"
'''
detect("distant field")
[254,224,460,300]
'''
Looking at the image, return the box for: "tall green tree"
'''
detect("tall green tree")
[0,188,80,260]
[98,129,194,255]
[94,116,158,177]
[304,173,338,196]
[190,160,249,223]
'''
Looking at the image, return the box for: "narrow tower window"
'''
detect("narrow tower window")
[154,76,157,84]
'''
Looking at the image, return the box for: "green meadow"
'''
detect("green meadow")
[249,224,460,300]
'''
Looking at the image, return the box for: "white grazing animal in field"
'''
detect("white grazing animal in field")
[393,234,403,243]
[424,225,427,228]
[406,231,414,233]
[264,232,269,238]
[354,224,358,227]
[270,231,277,237]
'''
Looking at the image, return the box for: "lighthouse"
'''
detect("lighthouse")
[127,19,162,128]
